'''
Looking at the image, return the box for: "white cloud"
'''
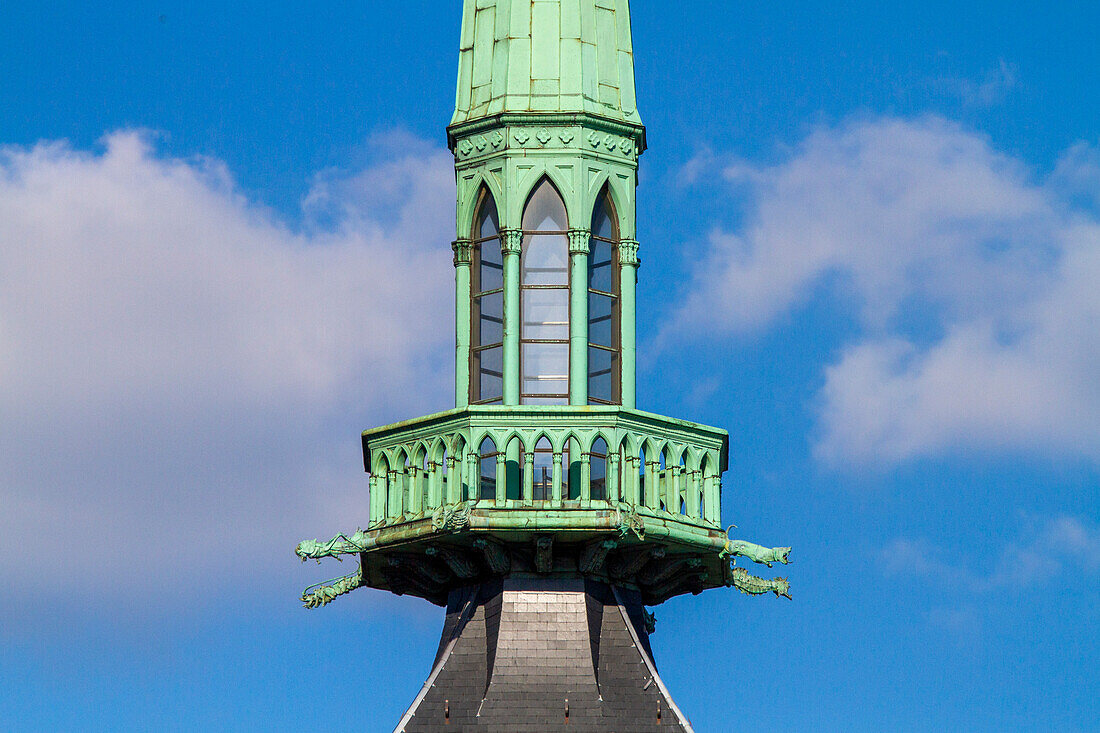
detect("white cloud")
[0,131,455,623]
[880,515,1100,593]
[673,116,1100,465]
[941,59,1019,108]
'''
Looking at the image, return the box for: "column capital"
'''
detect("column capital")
[568,228,591,255]
[452,238,473,267]
[619,239,640,266]
[500,228,523,255]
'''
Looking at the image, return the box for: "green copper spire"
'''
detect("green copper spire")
[296,6,792,726]
[452,0,642,127]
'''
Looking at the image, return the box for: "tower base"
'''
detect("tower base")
[396,577,693,732]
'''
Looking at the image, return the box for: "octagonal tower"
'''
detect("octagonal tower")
[297,2,792,730]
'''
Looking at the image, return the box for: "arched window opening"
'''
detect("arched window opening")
[638,446,646,502]
[471,189,504,404]
[588,188,621,404]
[479,437,498,500]
[679,455,688,515]
[529,437,555,501]
[375,455,390,518]
[700,454,711,520]
[520,179,569,404]
[590,438,608,502]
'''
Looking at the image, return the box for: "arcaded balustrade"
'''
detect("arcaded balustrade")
[363,406,728,529]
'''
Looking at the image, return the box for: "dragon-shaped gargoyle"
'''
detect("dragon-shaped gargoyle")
[721,539,792,568]
[296,530,370,562]
[726,566,791,600]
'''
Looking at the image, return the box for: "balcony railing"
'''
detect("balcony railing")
[362,406,729,530]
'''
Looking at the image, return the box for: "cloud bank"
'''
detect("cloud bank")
[674,117,1100,466]
[0,131,455,620]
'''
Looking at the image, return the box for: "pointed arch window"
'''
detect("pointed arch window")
[520,179,570,405]
[588,188,621,404]
[471,189,504,404]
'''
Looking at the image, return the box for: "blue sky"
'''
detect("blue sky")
[2,2,1099,731]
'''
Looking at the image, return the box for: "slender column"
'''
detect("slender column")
[501,229,523,405]
[580,451,592,503]
[368,475,382,524]
[452,239,473,408]
[388,469,401,516]
[445,455,460,504]
[409,468,422,514]
[466,452,478,503]
[626,455,639,505]
[668,466,681,514]
[709,474,723,524]
[427,462,441,509]
[607,451,620,503]
[523,450,534,504]
[551,452,563,504]
[645,460,659,509]
[568,229,590,405]
[686,470,700,519]
[619,240,639,409]
[495,453,508,506]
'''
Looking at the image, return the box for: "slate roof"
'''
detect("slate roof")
[397,577,692,732]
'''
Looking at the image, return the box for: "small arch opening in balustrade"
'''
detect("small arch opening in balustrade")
[479,437,498,500]
[413,445,428,511]
[529,437,554,501]
[396,449,410,516]
[638,446,646,504]
[375,454,390,519]
[679,454,688,515]
[658,448,668,511]
[590,437,608,502]
[700,453,712,520]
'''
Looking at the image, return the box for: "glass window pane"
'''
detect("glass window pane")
[522,288,569,340]
[590,438,608,501]
[479,438,497,498]
[474,346,503,402]
[479,243,503,292]
[588,238,614,292]
[478,194,499,239]
[522,233,568,285]
[591,193,614,239]
[588,347,617,403]
[531,438,554,501]
[522,342,568,389]
[523,179,567,231]
[475,292,504,345]
[523,395,569,405]
[588,293,614,346]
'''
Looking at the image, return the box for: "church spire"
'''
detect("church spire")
[452,0,643,128]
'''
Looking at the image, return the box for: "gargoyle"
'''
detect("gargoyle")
[726,566,791,600]
[301,567,365,609]
[721,539,792,568]
[296,530,370,562]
